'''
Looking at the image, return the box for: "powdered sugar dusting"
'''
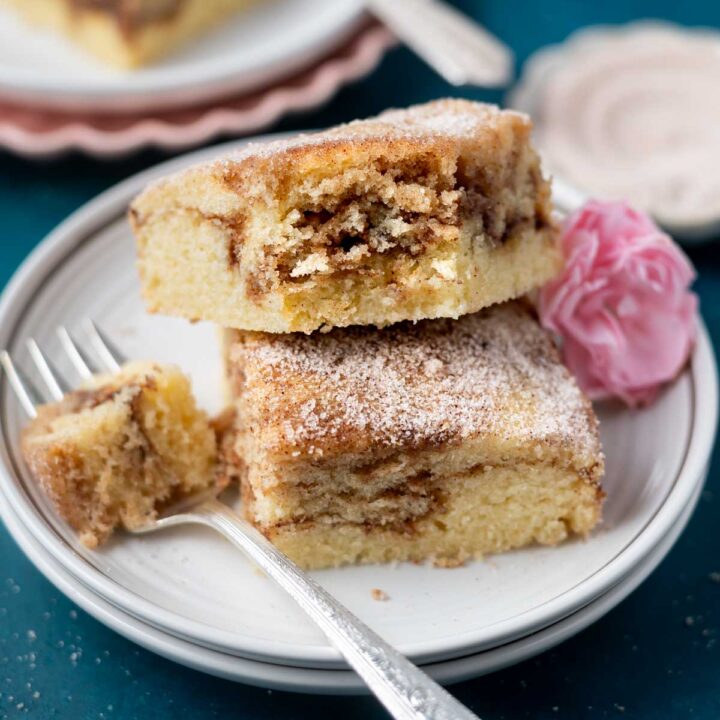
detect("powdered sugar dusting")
[139,99,531,198]
[236,302,601,465]
[213,99,529,167]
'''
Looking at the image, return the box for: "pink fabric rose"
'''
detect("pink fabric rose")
[539,200,698,407]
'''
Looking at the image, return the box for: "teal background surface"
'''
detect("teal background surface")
[2,1,720,717]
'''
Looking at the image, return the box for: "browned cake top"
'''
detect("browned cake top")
[229,302,602,468]
[219,99,526,169]
[138,99,532,200]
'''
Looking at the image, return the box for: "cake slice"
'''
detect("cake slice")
[22,362,223,547]
[131,99,561,334]
[223,300,605,570]
[4,0,256,68]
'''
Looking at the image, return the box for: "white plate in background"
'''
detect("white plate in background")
[509,22,720,241]
[0,0,365,112]
[0,137,715,670]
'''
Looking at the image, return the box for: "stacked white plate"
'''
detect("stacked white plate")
[0,0,393,158]
[0,139,716,693]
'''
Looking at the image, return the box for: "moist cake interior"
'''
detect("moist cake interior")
[255,466,603,570]
[261,143,551,294]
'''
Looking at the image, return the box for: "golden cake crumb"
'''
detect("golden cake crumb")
[371,588,390,602]
[22,362,223,547]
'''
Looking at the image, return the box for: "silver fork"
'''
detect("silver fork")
[1,323,480,720]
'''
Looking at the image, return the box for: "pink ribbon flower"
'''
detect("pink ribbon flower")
[539,200,698,407]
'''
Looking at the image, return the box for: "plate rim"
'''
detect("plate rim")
[0,464,705,693]
[0,136,716,668]
[0,1,366,113]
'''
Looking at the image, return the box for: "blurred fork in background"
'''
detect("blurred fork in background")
[366,0,513,87]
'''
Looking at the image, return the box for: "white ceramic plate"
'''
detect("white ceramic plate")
[0,469,704,693]
[0,0,365,113]
[0,137,716,670]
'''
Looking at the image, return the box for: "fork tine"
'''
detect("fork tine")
[82,320,125,372]
[26,339,68,402]
[0,351,40,418]
[57,327,96,380]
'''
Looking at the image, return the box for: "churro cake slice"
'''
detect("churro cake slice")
[4,0,256,68]
[22,362,223,548]
[224,300,604,570]
[132,99,561,334]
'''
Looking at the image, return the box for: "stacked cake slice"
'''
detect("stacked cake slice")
[223,304,603,569]
[132,99,605,568]
[132,99,559,333]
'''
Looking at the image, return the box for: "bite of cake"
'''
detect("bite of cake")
[223,300,605,570]
[131,99,561,334]
[21,362,223,547]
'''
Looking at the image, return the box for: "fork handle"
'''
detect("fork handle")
[365,0,513,87]
[189,499,480,720]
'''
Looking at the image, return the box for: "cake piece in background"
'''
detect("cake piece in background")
[131,99,561,334]
[22,362,223,547]
[223,300,605,570]
[4,0,257,68]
